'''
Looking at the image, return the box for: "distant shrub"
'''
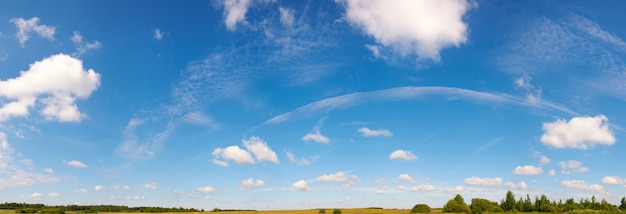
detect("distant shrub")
[411,204,431,213]
[16,208,37,213]
[332,209,341,214]
[318,209,326,213]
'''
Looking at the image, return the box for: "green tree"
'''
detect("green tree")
[443,194,471,213]
[620,197,626,210]
[471,198,503,214]
[410,204,431,213]
[500,190,516,212]
[332,209,341,214]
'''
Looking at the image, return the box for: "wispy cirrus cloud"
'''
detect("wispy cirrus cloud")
[264,86,573,125]
[0,133,59,189]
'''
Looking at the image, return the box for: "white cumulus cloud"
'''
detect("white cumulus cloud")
[505,181,528,190]
[409,185,436,192]
[143,183,157,190]
[464,176,502,187]
[302,131,330,143]
[315,171,357,183]
[65,160,88,168]
[243,136,279,163]
[0,54,101,122]
[94,185,105,191]
[241,178,265,189]
[358,127,393,137]
[512,165,543,175]
[221,0,251,31]
[211,145,255,166]
[601,176,626,185]
[292,180,309,191]
[389,149,417,161]
[541,115,615,149]
[561,180,606,194]
[197,186,216,193]
[397,173,415,183]
[71,31,101,57]
[559,160,589,174]
[10,17,55,47]
[74,188,88,194]
[444,185,465,193]
[337,0,475,61]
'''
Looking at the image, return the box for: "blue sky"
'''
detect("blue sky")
[1,0,626,210]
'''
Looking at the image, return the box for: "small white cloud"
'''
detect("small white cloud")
[559,160,589,174]
[315,171,354,183]
[396,173,415,183]
[505,181,528,190]
[444,185,465,193]
[241,178,265,189]
[243,136,279,163]
[358,127,393,137]
[29,192,43,201]
[154,28,164,40]
[541,115,615,149]
[408,185,436,192]
[337,0,475,61]
[278,7,294,26]
[303,117,330,143]
[222,0,252,31]
[389,149,417,161]
[396,185,406,191]
[375,186,389,194]
[464,176,502,187]
[43,168,54,173]
[71,31,101,57]
[292,180,309,191]
[561,180,606,194]
[211,145,255,166]
[94,185,105,191]
[143,183,157,190]
[48,192,61,197]
[197,186,216,193]
[74,188,88,194]
[302,131,330,143]
[549,169,556,177]
[601,176,626,185]
[65,160,88,168]
[512,165,543,175]
[285,151,317,166]
[10,17,55,47]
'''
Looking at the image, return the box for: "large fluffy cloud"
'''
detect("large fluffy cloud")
[337,0,475,61]
[0,54,101,122]
[601,176,626,185]
[540,115,615,149]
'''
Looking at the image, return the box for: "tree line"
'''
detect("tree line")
[432,191,626,213]
[0,203,203,213]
